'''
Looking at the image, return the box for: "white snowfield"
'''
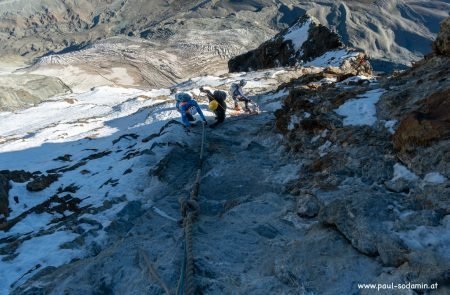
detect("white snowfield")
[0,87,183,292]
[424,172,447,184]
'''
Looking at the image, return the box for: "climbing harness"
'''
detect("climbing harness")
[176,122,206,295]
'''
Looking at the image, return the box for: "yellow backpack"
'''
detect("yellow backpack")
[208,100,219,111]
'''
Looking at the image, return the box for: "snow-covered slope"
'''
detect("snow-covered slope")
[0,61,389,294]
[0,86,182,292]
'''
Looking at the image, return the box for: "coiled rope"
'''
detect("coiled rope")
[176,122,206,295]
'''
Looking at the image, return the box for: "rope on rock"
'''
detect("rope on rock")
[138,248,172,295]
[176,122,206,295]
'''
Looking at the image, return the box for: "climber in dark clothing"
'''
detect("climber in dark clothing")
[200,87,227,128]
[230,79,254,112]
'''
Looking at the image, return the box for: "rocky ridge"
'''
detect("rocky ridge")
[229,14,345,72]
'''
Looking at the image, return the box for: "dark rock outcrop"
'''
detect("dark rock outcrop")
[26,174,59,192]
[0,170,34,183]
[0,174,10,220]
[433,17,450,56]
[376,19,450,177]
[228,15,343,72]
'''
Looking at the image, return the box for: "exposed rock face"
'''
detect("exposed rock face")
[393,90,450,155]
[433,17,450,56]
[228,15,343,72]
[377,56,450,177]
[0,170,34,183]
[318,189,410,267]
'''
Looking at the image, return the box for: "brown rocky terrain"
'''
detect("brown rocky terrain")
[273,16,450,293]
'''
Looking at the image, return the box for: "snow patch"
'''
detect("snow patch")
[392,163,419,182]
[283,19,311,52]
[424,172,447,184]
[336,75,376,86]
[305,50,358,68]
[399,216,450,258]
[335,89,385,126]
[0,231,82,294]
[384,120,398,134]
[0,213,53,239]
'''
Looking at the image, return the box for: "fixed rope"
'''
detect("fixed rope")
[176,122,206,295]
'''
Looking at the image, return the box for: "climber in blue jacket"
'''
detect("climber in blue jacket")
[175,92,207,128]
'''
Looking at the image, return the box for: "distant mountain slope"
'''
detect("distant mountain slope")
[301,0,449,70]
[0,0,448,71]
